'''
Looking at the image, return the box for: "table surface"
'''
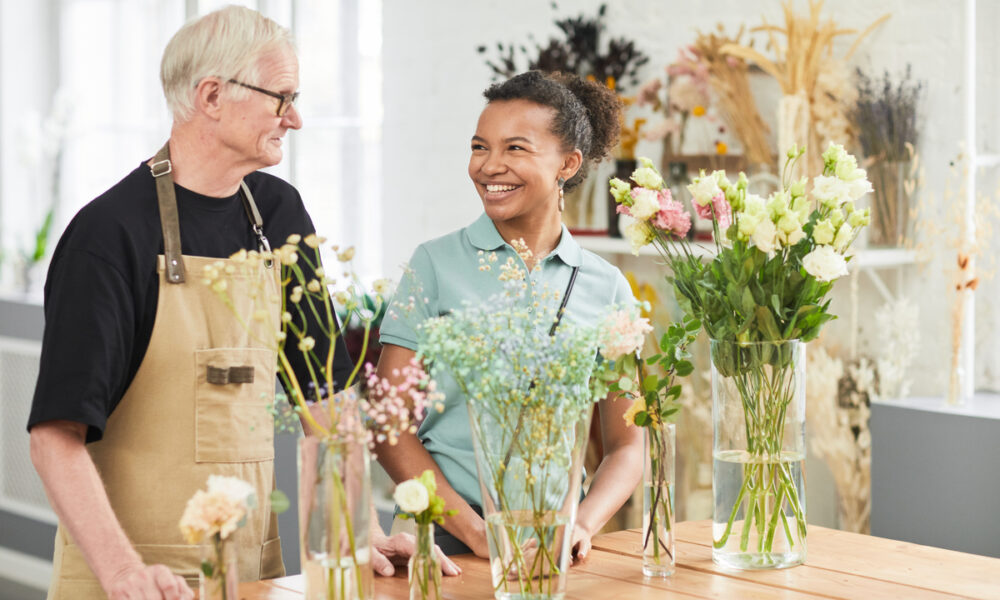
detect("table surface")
[230,520,1000,599]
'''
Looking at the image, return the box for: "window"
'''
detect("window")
[0,0,383,291]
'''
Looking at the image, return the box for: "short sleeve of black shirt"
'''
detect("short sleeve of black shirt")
[27,162,352,442]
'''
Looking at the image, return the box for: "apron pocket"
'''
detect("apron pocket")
[259,536,286,580]
[195,347,275,463]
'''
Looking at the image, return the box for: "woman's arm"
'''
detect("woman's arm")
[373,344,490,558]
[571,391,644,561]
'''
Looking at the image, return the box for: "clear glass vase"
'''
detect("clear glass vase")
[299,435,373,600]
[469,401,592,600]
[199,534,238,600]
[867,159,913,247]
[642,422,675,577]
[408,522,442,600]
[710,339,807,570]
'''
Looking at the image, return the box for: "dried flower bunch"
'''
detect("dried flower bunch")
[806,347,872,533]
[719,0,888,175]
[690,25,773,166]
[850,66,923,163]
[477,3,649,93]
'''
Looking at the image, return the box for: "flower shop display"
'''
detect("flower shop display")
[477,3,649,235]
[720,2,888,178]
[619,316,699,576]
[205,238,439,600]
[849,66,923,246]
[416,242,647,599]
[179,475,257,600]
[394,471,457,600]
[610,142,872,569]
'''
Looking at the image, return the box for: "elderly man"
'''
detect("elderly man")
[27,7,455,600]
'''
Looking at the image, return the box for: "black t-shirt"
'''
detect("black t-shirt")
[27,162,352,442]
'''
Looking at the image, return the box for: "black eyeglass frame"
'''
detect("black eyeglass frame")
[228,79,300,117]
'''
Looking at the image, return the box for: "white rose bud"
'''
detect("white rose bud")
[751,218,778,254]
[393,479,430,514]
[833,222,853,252]
[813,219,836,245]
[629,188,660,221]
[803,245,849,282]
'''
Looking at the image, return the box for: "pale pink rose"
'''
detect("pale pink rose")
[652,189,692,237]
[694,194,732,230]
[599,310,653,361]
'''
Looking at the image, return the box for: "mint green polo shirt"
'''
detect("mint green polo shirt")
[379,213,635,508]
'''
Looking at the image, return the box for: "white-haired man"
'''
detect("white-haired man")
[28,7,457,599]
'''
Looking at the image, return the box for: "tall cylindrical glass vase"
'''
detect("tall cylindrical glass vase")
[710,339,807,570]
[469,401,592,600]
[298,435,374,600]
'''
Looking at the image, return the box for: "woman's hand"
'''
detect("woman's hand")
[569,522,594,564]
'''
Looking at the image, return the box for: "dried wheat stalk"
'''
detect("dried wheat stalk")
[692,25,773,167]
[719,0,889,175]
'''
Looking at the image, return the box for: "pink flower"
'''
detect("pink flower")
[598,310,653,361]
[651,189,691,237]
[694,194,732,230]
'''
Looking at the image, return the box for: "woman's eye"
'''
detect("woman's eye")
[471,144,486,151]
[508,145,525,151]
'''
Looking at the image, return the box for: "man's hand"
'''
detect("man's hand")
[105,563,193,600]
[370,530,462,577]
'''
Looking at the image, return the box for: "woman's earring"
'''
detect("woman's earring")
[558,177,566,212]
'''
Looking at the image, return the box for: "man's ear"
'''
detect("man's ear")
[194,77,225,120]
[559,149,584,182]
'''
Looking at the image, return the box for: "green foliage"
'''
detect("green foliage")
[31,209,54,264]
[626,314,700,427]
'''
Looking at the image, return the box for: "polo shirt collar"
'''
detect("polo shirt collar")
[467,212,583,267]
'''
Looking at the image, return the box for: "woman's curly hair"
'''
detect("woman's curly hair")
[483,70,622,191]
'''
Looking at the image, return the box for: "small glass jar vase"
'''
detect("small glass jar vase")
[408,522,442,600]
[200,534,238,600]
[642,422,676,577]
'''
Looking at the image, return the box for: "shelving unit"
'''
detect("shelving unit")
[577,236,915,267]
[576,236,917,306]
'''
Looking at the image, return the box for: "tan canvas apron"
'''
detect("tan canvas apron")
[47,144,285,599]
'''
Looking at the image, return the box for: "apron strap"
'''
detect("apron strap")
[150,142,273,284]
[151,142,185,284]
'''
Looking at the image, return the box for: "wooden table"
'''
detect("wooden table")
[232,520,1000,599]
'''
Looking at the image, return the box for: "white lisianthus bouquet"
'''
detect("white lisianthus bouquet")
[610,142,871,346]
[609,143,871,562]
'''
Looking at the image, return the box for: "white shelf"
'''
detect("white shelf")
[975,153,1000,168]
[576,236,917,269]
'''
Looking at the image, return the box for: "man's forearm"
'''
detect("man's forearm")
[30,422,143,590]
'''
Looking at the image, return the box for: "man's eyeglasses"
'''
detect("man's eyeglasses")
[228,79,300,117]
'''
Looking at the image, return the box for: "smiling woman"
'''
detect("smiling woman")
[374,70,644,561]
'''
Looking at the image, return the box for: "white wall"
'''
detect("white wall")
[382,0,984,398]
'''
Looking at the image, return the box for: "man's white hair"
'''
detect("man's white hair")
[160,5,295,122]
